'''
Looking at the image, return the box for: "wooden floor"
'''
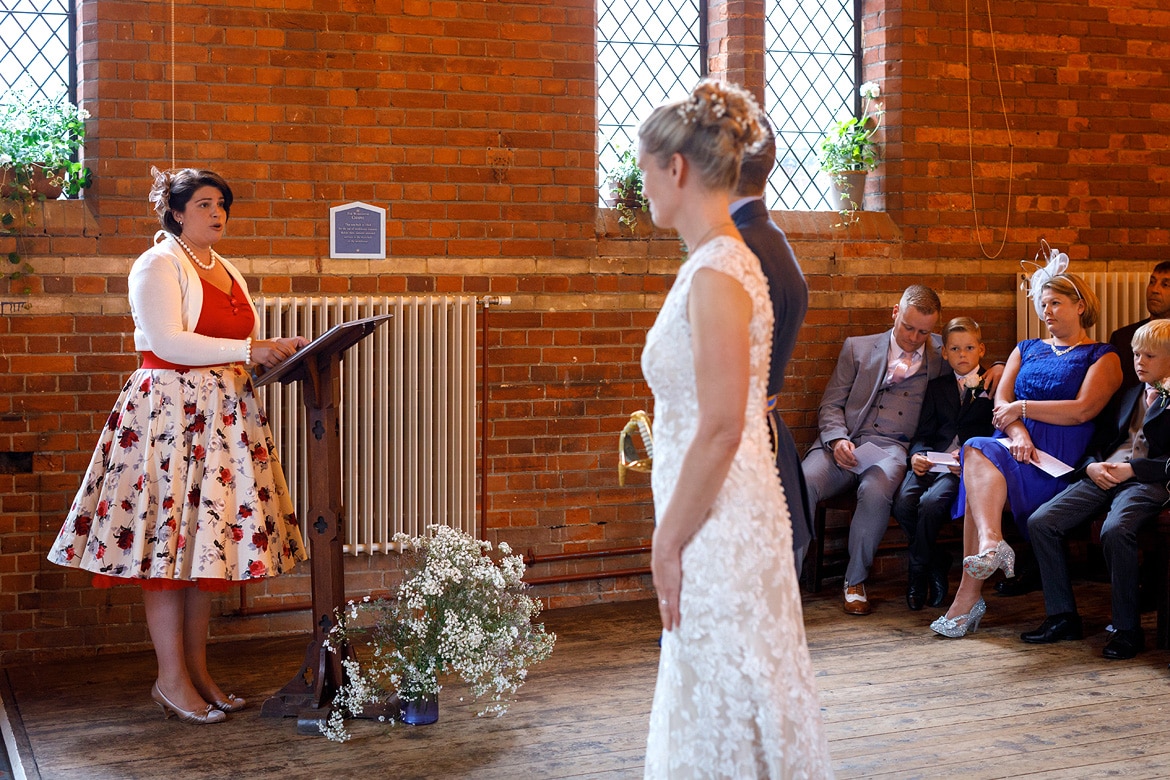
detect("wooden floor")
[4,578,1170,779]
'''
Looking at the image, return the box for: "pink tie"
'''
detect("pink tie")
[1146,385,1160,411]
[889,352,912,385]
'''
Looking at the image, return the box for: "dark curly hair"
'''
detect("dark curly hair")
[148,167,233,235]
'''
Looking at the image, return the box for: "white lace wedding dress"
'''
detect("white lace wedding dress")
[642,236,834,779]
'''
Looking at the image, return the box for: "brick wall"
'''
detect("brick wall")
[2,0,1169,664]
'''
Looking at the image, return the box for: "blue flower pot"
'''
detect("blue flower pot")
[400,693,439,725]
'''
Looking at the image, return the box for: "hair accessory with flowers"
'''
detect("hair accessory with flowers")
[1020,238,1070,319]
[148,165,174,218]
[677,89,727,125]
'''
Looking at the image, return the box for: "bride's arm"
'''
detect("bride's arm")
[652,267,751,631]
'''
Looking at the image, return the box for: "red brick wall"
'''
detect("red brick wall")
[2,0,1168,664]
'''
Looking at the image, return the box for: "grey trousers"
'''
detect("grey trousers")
[801,438,908,586]
[1028,477,1169,632]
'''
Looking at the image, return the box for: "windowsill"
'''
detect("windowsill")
[597,206,899,242]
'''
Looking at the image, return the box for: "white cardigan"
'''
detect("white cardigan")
[128,231,260,365]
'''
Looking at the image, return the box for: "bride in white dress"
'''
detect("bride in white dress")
[639,80,834,779]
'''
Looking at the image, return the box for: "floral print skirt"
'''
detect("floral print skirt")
[47,365,307,583]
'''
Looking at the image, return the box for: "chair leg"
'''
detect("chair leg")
[812,503,827,593]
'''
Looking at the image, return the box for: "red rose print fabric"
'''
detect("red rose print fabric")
[48,365,306,582]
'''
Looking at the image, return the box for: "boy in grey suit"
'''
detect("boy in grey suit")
[802,286,945,614]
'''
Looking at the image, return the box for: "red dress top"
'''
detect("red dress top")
[140,276,255,369]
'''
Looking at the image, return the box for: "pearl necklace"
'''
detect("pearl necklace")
[174,234,217,271]
[1049,338,1084,357]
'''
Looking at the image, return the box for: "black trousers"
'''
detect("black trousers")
[892,470,959,575]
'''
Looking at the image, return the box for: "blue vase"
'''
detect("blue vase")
[400,693,439,725]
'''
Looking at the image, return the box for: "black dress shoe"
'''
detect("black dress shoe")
[1020,613,1083,644]
[927,568,948,608]
[906,575,927,611]
[1103,629,1144,660]
[995,565,1041,597]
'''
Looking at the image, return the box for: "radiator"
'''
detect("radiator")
[1016,271,1148,345]
[254,295,478,553]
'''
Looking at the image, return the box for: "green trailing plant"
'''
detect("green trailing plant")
[0,92,92,288]
[605,146,648,231]
[818,81,883,224]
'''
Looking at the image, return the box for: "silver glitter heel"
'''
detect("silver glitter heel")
[962,540,1016,580]
[930,598,987,638]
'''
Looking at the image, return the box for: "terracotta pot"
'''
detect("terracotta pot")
[827,170,868,212]
[0,165,63,199]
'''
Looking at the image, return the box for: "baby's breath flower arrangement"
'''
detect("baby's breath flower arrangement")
[320,525,556,742]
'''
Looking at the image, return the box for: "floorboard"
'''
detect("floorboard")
[3,577,1169,779]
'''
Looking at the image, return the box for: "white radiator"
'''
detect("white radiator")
[1016,271,1148,344]
[254,295,478,553]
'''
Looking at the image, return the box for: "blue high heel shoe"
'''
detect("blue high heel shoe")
[929,598,987,638]
[962,540,1016,581]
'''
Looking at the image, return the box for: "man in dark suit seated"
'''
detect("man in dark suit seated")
[1108,261,1170,391]
[801,285,946,615]
[1021,319,1170,659]
[729,117,812,577]
[892,317,995,611]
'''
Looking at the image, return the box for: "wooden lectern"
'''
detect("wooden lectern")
[255,314,392,720]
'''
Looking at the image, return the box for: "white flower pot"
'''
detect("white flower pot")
[827,171,868,212]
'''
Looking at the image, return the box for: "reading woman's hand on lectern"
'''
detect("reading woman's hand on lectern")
[252,336,309,369]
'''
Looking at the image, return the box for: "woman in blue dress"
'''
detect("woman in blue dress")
[932,258,1122,638]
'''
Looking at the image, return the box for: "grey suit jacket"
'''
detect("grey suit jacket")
[815,329,946,450]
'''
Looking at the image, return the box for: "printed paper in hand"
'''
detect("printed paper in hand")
[847,441,898,474]
[925,451,960,473]
[990,438,1073,477]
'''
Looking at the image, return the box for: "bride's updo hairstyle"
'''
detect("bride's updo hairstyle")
[148,167,234,235]
[638,79,764,192]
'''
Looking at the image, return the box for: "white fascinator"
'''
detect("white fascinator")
[1021,239,1069,319]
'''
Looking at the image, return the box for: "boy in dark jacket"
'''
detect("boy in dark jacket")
[893,317,994,610]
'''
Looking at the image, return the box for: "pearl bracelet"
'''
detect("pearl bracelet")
[244,337,253,366]
[1022,399,1027,421]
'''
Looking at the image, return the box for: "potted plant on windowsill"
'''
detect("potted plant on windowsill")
[818,81,883,224]
[604,146,649,232]
[1,93,92,287]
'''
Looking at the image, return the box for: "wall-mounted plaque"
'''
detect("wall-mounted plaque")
[329,201,386,259]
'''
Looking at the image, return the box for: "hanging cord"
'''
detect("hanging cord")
[170,0,176,168]
[965,0,1014,259]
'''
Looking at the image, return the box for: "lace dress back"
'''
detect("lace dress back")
[641,236,833,778]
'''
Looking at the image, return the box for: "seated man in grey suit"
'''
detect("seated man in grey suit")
[729,117,812,577]
[802,285,945,615]
[1108,261,1170,391]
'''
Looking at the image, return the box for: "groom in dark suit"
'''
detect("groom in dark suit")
[729,117,812,576]
[1107,261,1170,391]
[1022,319,1170,659]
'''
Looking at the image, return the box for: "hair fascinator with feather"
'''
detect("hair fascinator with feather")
[1021,239,1070,318]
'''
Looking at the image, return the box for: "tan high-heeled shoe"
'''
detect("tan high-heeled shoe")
[151,682,227,724]
[211,694,246,713]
